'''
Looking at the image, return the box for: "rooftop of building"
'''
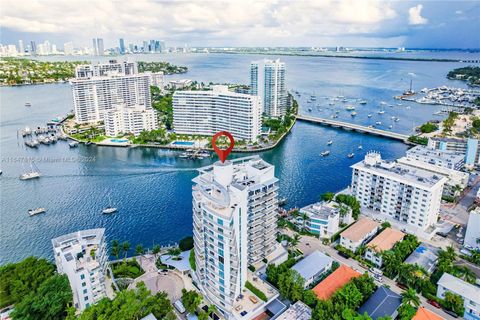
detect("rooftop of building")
[429,137,467,143]
[173,85,257,99]
[367,228,405,252]
[464,209,480,249]
[357,286,402,320]
[291,250,333,281]
[406,145,465,163]
[312,265,361,300]
[52,228,105,249]
[438,272,480,304]
[351,152,447,188]
[275,301,312,320]
[340,217,380,242]
[412,307,444,320]
[397,157,468,179]
[404,243,440,273]
[231,271,279,319]
[300,201,345,220]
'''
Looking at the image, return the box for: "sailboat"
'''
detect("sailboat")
[102,193,117,214]
[19,163,41,180]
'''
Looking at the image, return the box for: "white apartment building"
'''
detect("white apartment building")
[340,217,380,252]
[52,228,108,311]
[71,61,151,124]
[145,71,164,89]
[406,145,465,170]
[192,156,278,317]
[104,104,158,136]
[250,59,287,117]
[173,85,262,142]
[437,273,480,320]
[298,201,353,239]
[397,156,469,197]
[351,152,447,230]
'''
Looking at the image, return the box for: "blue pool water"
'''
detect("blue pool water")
[111,138,129,143]
[172,141,195,146]
[0,52,472,264]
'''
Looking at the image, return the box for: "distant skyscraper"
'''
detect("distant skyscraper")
[30,41,36,55]
[64,42,74,55]
[18,40,24,55]
[192,156,279,316]
[142,41,148,53]
[250,59,287,117]
[160,40,166,52]
[119,38,125,54]
[92,38,104,55]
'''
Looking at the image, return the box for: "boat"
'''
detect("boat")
[368,114,372,118]
[394,118,400,122]
[19,163,41,180]
[378,110,385,114]
[347,153,355,158]
[403,79,415,95]
[25,102,31,107]
[346,105,355,111]
[331,114,338,119]
[69,141,79,148]
[308,108,312,112]
[85,141,92,145]
[179,153,189,158]
[359,100,367,105]
[351,112,357,117]
[358,145,363,150]
[391,116,396,120]
[28,207,46,216]
[389,125,393,129]
[327,140,333,145]
[320,151,330,156]
[376,121,382,125]
[102,194,117,214]
[21,127,32,137]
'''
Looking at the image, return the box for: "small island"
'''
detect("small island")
[0,58,188,86]
[447,66,480,87]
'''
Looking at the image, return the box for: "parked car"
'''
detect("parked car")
[338,251,350,259]
[427,299,441,309]
[396,282,407,290]
[443,309,459,318]
[240,311,248,316]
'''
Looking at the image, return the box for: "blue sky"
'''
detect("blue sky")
[1,0,479,49]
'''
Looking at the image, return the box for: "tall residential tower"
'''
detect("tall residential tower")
[192,156,278,317]
[250,59,287,117]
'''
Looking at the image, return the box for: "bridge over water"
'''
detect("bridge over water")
[296,114,410,143]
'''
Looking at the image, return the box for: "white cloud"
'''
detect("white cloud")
[408,4,428,25]
[0,0,400,46]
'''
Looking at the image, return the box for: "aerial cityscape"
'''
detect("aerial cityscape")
[1,1,480,320]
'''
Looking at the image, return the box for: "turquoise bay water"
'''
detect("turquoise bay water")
[0,52,472,263]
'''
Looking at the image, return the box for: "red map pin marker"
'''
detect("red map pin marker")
[212,131,235,163]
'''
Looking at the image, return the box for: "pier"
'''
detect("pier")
[296,115,410,142]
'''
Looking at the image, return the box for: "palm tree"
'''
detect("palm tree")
[290,234,301,247]
[402,288,420,308]
[207,304,217,316]
[135,244,145,256]
[110,240,120,259]
[152,244,161,259]
[122,241,130,261]
[453,265,476,284]
[168,247,181,257]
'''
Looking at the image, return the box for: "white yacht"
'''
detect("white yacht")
[327,140,333,145]
[347,153,355,158]
[376,121,382,125]
[378,110,385,115]
[351,112,357,117]
[29,207,46,216]
[358,145,363,150]
[346,105,355,111]
[20,163,41,180]
[368,114,372,118]
[102,194,117,214]
[320,151,330,157]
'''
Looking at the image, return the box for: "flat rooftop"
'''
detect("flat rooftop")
[300,201,342,220]
[367,228,405,252]
[406,145,465,164]
[352,155,446,188]
[341,217,380,242]
[438,273,480,304]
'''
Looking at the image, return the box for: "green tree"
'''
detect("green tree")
[401,288,420,307]
[77,282,172,319]
[303,290,318,308]
[321,192,335,202]
[397,303,416,320]
[179,236,194,251]
[152,244,161,259]
[135,244,145,256]
[381,221,391,229]
[122,241,131,260]
[168,247,182,257]
[11,274,72,320]
[0,256,55,307]
[181,289,203,313]
[442,292,465,316]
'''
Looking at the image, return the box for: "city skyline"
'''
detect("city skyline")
[1,0,479,49]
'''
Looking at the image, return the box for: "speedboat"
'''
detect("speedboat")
[395,118,400,122]
[327,140,333,145]
[320,151,330,157]
[29,207,46,216]
[358,145,363,150]
[347,153,355,158]
[376,121,382,125]
[389,125,393,129]
[69,141,79,148]
[102,206,117,214]
[346,105,355,111]
[368,114,372,118]
[351,112,357,117]
[359,100,367,105]
[378,110,385,115]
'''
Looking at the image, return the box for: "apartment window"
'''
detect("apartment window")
[84,296,89,301]
[217,218,223,225]
[83,289,88,294]
[82,282,86,287]
[80,274,85,280]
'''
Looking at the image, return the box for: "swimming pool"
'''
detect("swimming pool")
[172,141,195,146]
[111,138,129,143]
